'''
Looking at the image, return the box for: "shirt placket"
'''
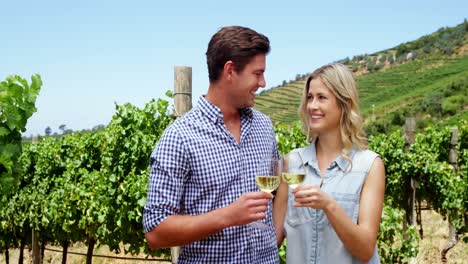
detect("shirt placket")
[307,164,321,264]
[316,162,340,263]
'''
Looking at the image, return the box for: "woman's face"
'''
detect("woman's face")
[306,78,342,134]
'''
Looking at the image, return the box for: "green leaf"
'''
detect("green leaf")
[0,127,9,137]
[109,174,116,182]
[137,197,146,207]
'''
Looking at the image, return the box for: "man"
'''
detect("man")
[143,26,279,263]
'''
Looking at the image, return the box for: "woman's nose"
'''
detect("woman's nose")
[308,99,318,110]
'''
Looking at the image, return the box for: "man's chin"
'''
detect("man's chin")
[249,98,256,106]
[239,98,255,108]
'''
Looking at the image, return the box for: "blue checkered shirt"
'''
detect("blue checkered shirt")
[143,96,279,263]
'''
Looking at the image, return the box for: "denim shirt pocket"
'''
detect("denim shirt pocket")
[330,192,359,221]
[286,191,315,226]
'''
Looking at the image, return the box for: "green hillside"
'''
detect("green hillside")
[255,21,468,134]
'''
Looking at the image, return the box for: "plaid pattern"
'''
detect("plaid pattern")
[143,96,279,263]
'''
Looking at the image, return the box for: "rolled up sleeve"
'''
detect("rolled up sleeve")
[143,127,189,233]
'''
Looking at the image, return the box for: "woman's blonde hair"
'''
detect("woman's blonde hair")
[298,63,367,162]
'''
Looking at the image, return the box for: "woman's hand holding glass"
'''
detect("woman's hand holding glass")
[281,152,306,189]
[292,184,334,210]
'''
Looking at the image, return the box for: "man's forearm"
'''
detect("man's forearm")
[145,207,231,249]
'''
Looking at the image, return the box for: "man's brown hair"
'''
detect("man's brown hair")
[206,26,270,83]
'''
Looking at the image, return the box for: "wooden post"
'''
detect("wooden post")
[404,118,416,226]
[448,127,458,171]
[31,230,40,264]
[4,244,9,264]
[171,66,192,263]
[403,118,418,264]
[174,66,192,117]
[441,127,459,262]
[171,247,181,264]
[31,135,41,264]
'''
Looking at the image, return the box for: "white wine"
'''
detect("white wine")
[281,173,305,188]
[255,175,280,193]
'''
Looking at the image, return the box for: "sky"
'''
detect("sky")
[2,0,467,136]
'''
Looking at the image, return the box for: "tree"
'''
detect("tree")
[0,74,42,196]
[92,124,106,131]
[45,126,52,136]
[379,54,387,64]
[59,124,66,134]
[341,57,350,64]
[420,93,443,116]
[367,58,377,72]
[422,44,432,54]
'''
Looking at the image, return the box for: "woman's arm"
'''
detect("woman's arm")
[273,181,289,246]
[327,157,385,261]
[293,157,385,262]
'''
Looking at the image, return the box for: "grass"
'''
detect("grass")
[1,209,467,263]
[0,243,170,264]
[415,209,468,264]
[438,109,468,127]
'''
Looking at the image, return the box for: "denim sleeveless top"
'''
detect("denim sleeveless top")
[284,143,381,264]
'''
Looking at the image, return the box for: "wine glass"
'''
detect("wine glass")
[281,152,306,188]
[251,156,281,229]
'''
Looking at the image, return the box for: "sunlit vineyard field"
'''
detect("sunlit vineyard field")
[1,209,466,264]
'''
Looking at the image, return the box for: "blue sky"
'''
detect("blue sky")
[2,0,467,136]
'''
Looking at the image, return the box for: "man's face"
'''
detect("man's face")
[230,54,266,109]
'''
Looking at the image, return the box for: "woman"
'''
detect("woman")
[273,63,385,263]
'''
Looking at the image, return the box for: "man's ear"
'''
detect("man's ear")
[223,61,235,81]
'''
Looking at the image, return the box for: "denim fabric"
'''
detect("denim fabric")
[284,143,380,264]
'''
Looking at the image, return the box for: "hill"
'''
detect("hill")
[255,21,468,134]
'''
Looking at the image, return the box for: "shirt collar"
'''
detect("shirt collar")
[301,139,318,169]
[335,149,356,171]
[197,95,254,123]
[240,107,253,120]
[197,96,223,123]
[300,138,357,172]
